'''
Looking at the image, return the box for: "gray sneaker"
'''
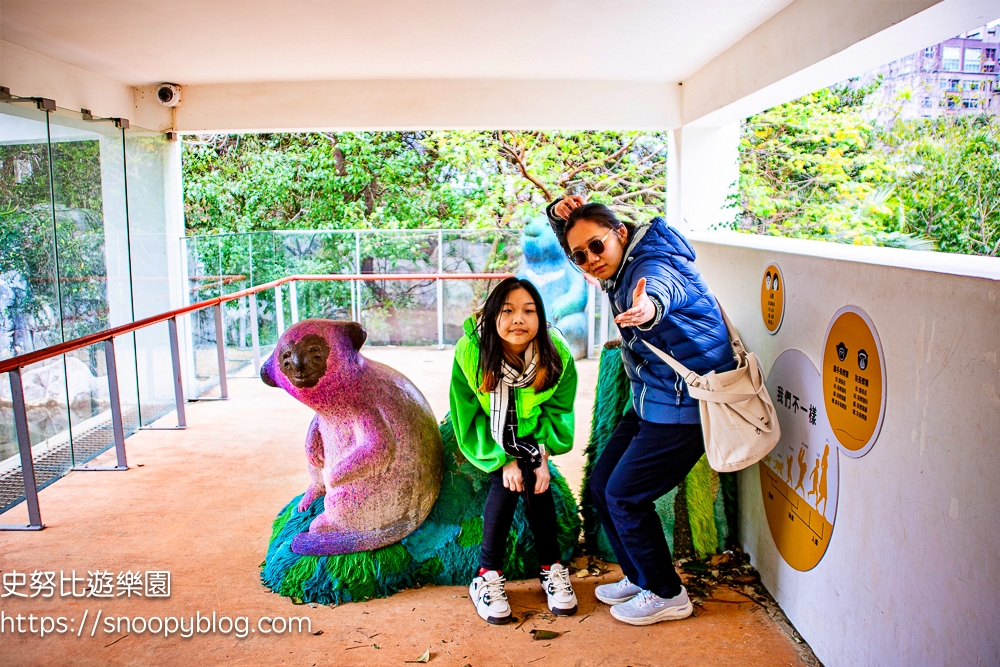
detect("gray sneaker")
[609,586,693,625]
[594,576,642,605]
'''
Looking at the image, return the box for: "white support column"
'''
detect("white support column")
[674,123,741,232]
[290,280,299,323]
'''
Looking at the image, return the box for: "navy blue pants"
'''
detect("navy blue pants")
[479,468,560,572]
[589,409,705,598]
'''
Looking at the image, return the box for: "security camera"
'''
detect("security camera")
[157,83,182,107]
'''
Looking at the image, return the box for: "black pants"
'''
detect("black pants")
[589,409,705,598]
[479,468,560,572]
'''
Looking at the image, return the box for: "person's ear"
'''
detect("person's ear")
[615,226,628,245]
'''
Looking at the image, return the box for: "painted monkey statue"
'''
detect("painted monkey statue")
[261,319,444,556]
[518,215,589,359]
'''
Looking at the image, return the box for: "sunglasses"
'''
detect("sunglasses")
[568,230,612,266]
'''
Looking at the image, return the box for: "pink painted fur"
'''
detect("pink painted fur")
[261,319,443,555]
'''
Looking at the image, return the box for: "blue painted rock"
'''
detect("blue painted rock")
[518,215,589,359]
[261,319,444,556]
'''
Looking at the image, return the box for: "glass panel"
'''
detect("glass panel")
[181,228,524,349]
[125,131,175,420]
[47,110,134,445]
[0,357,72,514]
[0,101,66,510]
[357,231,439,345]
[0,101,60,360]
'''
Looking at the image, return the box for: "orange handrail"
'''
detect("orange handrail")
[0,272,512,374]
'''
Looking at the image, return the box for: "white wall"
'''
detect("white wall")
[690,232,1000,667]
[161,79,682,134]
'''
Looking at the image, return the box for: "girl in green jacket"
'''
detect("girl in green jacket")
[450,277,579,625]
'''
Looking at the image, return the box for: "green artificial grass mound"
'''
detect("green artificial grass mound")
[261,415,581,605]
[580,340,739,562]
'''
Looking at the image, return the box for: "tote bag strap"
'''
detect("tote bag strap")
[714,299,748,362]
[638,295,747,384]
[642,342,762,404]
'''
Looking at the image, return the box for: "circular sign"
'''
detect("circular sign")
[760,263,785,334]
[760,349,839,572]
[822,306,885,458]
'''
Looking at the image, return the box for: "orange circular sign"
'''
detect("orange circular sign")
[822,306,885,458]
[761,263,784,334]
[761,349,838,571]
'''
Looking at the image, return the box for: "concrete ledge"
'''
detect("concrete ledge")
[687,230,1000,281]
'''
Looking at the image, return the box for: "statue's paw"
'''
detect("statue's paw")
[297,487,325,512]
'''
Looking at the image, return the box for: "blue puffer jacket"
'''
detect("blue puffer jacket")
[606,218,736,424]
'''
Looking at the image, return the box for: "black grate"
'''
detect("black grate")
[0,402,174,515]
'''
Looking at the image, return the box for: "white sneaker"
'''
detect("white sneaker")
[541,563,578,616]
[594,575,642,605]
[609,587,693,626]
[469,570,512,625]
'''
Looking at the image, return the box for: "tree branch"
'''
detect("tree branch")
[495,131,554,201]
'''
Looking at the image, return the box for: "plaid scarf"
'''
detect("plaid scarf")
[488,342,542,467]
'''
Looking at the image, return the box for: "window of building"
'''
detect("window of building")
[924,46,936,58]
[948,78,960,91]
[963,98,980,109]
[923,96,933,108]
[947,97,958,109]
[984,48,997,72]
[964,48,982,72]
[942,46,961,71]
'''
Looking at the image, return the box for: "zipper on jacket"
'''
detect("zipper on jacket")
[675,374,683,406]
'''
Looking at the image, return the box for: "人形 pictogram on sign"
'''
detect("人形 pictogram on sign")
[822,306,886,458]
[760,263,785,334]
[760,349,839,571]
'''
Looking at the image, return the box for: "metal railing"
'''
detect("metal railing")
[0,272,511,532]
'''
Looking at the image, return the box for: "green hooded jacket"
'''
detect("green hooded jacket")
[450,317,577,473]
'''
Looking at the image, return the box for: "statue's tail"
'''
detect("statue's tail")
[291,519,413,556]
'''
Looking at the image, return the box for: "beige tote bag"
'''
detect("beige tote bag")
[642,304,780,472]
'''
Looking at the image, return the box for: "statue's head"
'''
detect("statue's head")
[261,319,366,401]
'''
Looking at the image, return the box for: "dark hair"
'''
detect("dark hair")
[560,203,637,254]
[476,277,562,394]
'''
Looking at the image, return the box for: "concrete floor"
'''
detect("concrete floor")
[0,347,809,667]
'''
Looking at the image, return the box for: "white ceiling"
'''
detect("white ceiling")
[0,0,794,85]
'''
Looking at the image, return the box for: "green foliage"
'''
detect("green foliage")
[887,116,1000,255]
[182,130,668,235]
[732,80,1000,256]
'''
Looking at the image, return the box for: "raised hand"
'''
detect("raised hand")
[614,277,656,328]
[553,195,587,219]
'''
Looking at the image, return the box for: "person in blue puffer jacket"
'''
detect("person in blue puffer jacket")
[546,196,736,626]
